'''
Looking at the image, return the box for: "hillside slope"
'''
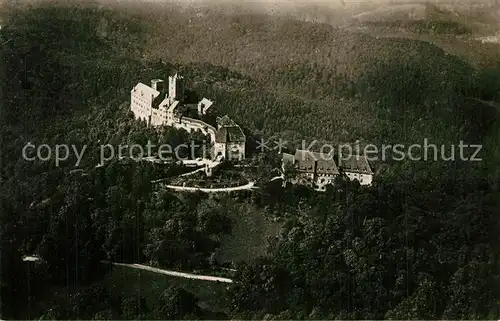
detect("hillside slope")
[2,2,498,147]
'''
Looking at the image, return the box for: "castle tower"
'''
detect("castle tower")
[168,73,185,102]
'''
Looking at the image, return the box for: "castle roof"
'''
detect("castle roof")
[200,98,213,109]
[216,115,237,127]
[215,126,246,143]
[215,115,245,143]
[132,82,160,100]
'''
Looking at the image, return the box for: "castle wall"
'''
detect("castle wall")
[131,78,246,163]
[131,96,216,142]
[168,116,217,144]
[130,91,153,125]
[181,117,216,142]
[150,109,168,127]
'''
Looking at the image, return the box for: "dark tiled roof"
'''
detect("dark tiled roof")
[294,150,334,162]
[316,159,340,175]
[185,103,198,109]
[312,151,334,161]
[215,126,246,143]
[294,150,316,162]
[282,153,295,166]
[296,159,315,172]
[216,115,237,127]
[338,155,373,174]
[152,91,168,108]
[294,150,317,173]
[290,150,340,175]
[283,149,372,175]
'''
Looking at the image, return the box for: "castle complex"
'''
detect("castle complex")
[130,73,373,190]
[130,74,245,161]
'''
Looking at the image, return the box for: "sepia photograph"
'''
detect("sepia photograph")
[1,0,500,319]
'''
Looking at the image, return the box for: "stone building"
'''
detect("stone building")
[130,74,246,161]
[337,153,373,185]
[168,73,184,102]
[213,116,246,161]
[282,149,373,190]
[130,81,165,126]
[198,98,214,116]
[130,74,185,127]
[282,150,340,191]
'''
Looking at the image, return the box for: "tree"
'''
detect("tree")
[230,258,291,315]
[121,295,149,320]
[154,286,200,320]
[196,199,232,235]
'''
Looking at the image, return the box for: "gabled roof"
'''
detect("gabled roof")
[296,159,315,172]
[293,150,339,175]
[215,115,245,143]
[132,82,160,100]
[216,115,237,127]
[282,152,295,166]
[293,150,317,173]
[199,98,214,114]
[294,150,317,162]
[338,154,373,174]
[215,126,246,143]
[316,159,340,175]
[294,149,334,162]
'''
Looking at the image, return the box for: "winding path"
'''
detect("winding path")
[178,167,206,177]
[96,156,254,193]
[150,158,221,182]
[149,157,257,192]
[161,181,256,193]
[270,174,284,182]
[107,262,233,283]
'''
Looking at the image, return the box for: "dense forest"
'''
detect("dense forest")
[1,2,500,320]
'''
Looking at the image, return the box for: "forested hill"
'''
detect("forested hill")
[1,2,500,320]
[2,2,500,146]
